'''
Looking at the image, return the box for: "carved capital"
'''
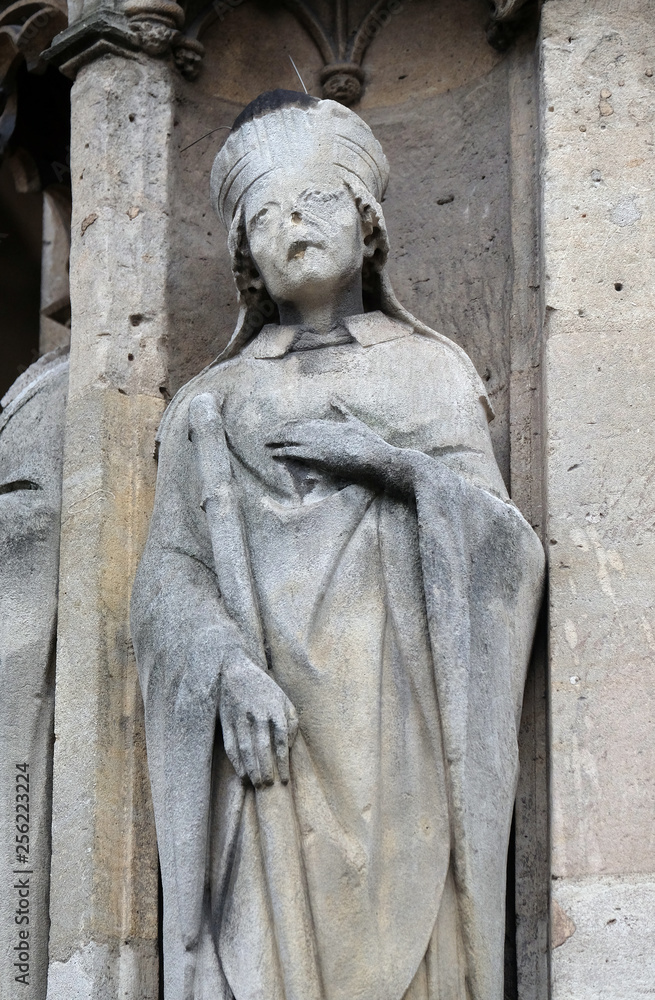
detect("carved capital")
[126,0,184,56]
[44,0,204,79]
[172,35,203,79]
[44,9,140,78]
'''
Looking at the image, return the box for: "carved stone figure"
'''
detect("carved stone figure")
[131,91,544,1000]
[0,351,68,1000]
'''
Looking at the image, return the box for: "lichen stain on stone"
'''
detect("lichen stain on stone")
[611,198,641,227]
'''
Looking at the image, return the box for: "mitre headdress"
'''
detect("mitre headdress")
[210,90,389,228]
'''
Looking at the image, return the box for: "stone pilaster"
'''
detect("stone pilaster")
[540,1,655,994]
[507,30,549,1000]
[45,50,174,1000]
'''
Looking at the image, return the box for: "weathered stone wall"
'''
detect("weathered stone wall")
[540,1,655,995]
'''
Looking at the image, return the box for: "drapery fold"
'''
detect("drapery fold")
[413,460,544,998]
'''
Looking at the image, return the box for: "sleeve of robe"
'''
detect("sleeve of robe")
[407,343,545,1000]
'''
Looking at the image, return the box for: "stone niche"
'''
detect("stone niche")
[162,1,547,997]
[167,0,538,490]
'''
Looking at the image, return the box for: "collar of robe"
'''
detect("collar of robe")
[240,310,413,359]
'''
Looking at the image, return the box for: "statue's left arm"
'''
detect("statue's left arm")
[407,393,544,1000]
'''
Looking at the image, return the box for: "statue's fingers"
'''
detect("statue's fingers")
[223,722,246,780]
[270,444,292,456]
[286,701,299,745]
[330,399,355,420]
[266,437,300,450]
[272,714,291,784]
[254,720,275,786]
[280,418,323,433]
[236,720,262,788]
[270,445,310,461]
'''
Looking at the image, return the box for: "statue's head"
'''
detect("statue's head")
[211,90,393,355]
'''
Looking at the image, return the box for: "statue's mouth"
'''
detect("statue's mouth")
[287,239,324,261]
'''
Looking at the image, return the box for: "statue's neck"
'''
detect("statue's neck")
[276,276,364,341]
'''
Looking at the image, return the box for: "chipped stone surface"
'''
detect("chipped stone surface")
[550,900,576,950]
[47,942,113,1000]
[46,940,158,1000]
[551,877,655,998]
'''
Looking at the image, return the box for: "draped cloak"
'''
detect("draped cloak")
[130,313,544,1000]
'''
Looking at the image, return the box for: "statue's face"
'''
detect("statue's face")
[244,177,366,308]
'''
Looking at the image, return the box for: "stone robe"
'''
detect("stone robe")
[131,313,544,1000]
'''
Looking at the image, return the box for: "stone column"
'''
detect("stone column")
[540,1,655,995]
[43,20,182,998]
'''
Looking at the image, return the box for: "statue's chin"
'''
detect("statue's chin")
[276,251,358,303]
[286,244,328,271]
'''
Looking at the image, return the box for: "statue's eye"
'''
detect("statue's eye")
[303,189,340,204]
[252,207,269,226]
[0,480,40,495]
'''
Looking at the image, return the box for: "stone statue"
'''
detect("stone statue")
[0,351,68,1000]
[131,91,545,1000]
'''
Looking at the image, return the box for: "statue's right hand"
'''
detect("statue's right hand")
[219,651,299,787]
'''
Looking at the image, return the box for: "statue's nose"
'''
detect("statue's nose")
[290,210,302,224]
